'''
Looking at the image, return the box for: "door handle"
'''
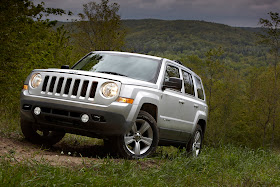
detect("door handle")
[163,118,170,121]
[194,104,199,108]
[179,100,185,104]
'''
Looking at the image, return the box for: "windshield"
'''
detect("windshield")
[72,53,161,83]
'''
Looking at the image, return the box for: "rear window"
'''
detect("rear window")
[182,71,195,96]
[194,76,205,100]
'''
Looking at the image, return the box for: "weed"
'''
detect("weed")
[0,145,279,186]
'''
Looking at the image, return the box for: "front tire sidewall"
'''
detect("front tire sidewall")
[116,111,159,159]
[21,118,65,146]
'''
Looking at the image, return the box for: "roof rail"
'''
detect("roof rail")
[173,60,193,71]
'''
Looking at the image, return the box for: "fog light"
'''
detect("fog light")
[34,107,41,115]
[81,114,89,123]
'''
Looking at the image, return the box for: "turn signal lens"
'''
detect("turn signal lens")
[117,97,134,104]
[23,85,28,90]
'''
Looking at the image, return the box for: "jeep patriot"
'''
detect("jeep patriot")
[20,51,208,158]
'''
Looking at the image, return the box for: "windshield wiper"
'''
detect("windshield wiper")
[96,71,127,77]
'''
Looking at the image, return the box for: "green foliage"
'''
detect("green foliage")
[0,0,74,132]
[123,19,268,70]
[73,0,126,53]
[1,145,280,186]
[258,12,280,64]
[256,12,280,147]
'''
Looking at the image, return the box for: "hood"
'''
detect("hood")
[33,68,159,89]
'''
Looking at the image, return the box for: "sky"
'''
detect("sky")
[33,0,280,27]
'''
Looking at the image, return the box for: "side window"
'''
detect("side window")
[182,71,195,96]
[194,76,205,100]
[164,65,180,81]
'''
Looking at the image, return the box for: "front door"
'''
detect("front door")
[158,64,186,141]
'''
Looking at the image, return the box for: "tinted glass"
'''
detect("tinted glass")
[194,76,204,100]
[182,71,194,96]
[72,53,161,83]
[164,65,180,81]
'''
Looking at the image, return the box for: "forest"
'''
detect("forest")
[0,0,279,150]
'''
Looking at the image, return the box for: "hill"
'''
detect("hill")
[57,19,268,69]
[122,19,267,68]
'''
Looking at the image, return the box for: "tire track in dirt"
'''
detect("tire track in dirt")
[0,136,110,167]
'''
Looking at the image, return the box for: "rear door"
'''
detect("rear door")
[178,70,199,138]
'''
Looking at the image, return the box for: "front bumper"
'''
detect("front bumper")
[20,90,134,138]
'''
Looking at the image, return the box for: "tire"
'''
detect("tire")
[20,118,65,146]
[186,125,203,157]
[115,110,159,159]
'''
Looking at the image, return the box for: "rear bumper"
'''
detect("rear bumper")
[20,91,134,138]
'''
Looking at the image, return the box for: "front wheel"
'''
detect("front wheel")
[115,111,159,159]
[21,118,65,146]
[186,125,203,157]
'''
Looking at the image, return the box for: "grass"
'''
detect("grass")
[1,145,280,186]
[1,112,280,186]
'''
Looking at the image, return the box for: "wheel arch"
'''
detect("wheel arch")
[140,103,158,122]
[127,90,160,122]
[197,119,206,136]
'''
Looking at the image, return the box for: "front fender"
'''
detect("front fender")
[126,90,160,122]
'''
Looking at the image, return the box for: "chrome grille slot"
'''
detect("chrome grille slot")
[49,77,57,93]
[42,76,49,92]
[89,82,98,99]
[56,77,64,94]
[64,78,72,95]
[72,79,80,96]
[80,81,89,97]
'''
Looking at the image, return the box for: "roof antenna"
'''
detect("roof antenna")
[174,60,192,70]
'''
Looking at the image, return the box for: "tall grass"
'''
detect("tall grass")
[1,145,279,186]
[0,106,20,138]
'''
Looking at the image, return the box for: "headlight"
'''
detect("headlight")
[101,82,118,98]
[30,73,42,88]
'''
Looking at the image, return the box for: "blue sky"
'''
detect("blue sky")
[34,0,280,27]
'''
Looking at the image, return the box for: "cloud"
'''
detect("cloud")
[32,0,280,27]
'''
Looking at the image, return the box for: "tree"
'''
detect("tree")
[0,0,73,120]
[203,47,224,119]
[258,12,280,146]
[245,67,280,147]
[258,12,280,74]
[73,0,126,53]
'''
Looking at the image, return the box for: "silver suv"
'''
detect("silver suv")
[20,51,208,158]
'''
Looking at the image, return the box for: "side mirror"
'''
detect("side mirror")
[163,77,182,91]
[61,65,69,69]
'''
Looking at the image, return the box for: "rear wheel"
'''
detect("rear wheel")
[115,111,159,159]
[21,118,65,146]
[186,125,203,157]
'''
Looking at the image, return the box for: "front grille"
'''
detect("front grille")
[41,75,98,100]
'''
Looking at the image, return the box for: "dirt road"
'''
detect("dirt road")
[0,136,110,167]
